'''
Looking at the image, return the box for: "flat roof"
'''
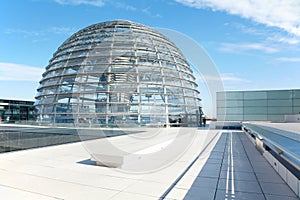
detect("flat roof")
[0,128,298,199]
[217,89,300,93]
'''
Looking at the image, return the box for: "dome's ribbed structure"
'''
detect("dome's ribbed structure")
[35,20,201,127]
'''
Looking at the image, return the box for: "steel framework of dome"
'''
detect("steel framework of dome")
[35,20,201,127]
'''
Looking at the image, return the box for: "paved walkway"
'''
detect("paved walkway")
[166,131,299,200]
[0,129,298,199]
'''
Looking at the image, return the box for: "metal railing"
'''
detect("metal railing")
[242,123,300,174]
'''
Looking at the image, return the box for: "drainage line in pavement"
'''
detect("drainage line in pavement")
[213,132,229,200]
[160,131,221,199]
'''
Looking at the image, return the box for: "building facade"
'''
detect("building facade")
[35,20,201,127]
[0,99,36,123]
[217,89,300,121]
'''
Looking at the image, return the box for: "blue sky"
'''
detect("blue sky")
[1,0,300,116]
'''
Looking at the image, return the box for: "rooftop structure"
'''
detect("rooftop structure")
[217,89,300,121]
[35,20,201,127]
[0,99,36,123]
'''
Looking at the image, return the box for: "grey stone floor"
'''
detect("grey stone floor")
[181,132,299,200]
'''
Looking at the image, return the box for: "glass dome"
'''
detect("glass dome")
[35,20,201,127]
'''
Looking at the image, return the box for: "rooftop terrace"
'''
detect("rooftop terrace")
[0,124,299,199]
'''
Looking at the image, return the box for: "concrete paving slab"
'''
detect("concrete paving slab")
[215,189,265,200]
[0,185,60,200]
[217,179,262,194]
[183,187,216,200]
[221,164,254,173]
[260,182,297,197]
[265,194,300,200]
[198,168,220,178]
[206,158,222,164]
[256,171,286,183]
[177,176,218,190]
[110,192,158,200]
[164,187,187,200]
[219,170,257,181]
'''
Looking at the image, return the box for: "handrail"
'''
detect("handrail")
[242,124,300,172]
[255,124,300,142]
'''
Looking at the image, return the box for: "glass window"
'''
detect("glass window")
[267,115,284,121]
[224,92,243,100]
[292,107,300,114]
[267,90,292,99]
[268,107,293,114]
[244,91,267,100]
[293,90,300,98]
[223,114,243,121]
[224,100,244,107]
[293,99,300,106]
[223,107,243,115]
[244,115,267,121]
[268,99,292,107]
[244,107,267,114]
[244,100,267,107]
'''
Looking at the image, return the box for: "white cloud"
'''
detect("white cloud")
[54,0,105,7]
[53,0,138,12]
[267,36,300,45]
[221,73,246,82]
[0,63,43,81]
[175,0,300,36]
[200,73,248,82]
[232,23,268,36]
[142,7,162,18]
[220,42,279,53]
[275,57,300,62]
[4,28,42,37]
[53,0,154,17]
[112,2,136,11]
[49,26,77,35]
[3,26,76,37]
